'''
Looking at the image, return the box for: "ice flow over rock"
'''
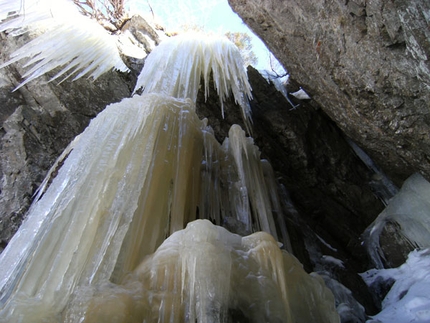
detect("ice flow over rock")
[0,33,339,322]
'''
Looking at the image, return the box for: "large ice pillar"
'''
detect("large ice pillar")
[0,94,195,321]
[0,32,338,322]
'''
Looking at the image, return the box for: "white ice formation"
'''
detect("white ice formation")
[360,173,430,322]
[363,173,430,269]
[133,32,253,132]
[0,0,128,89]
[0,30,340,322]
[290,88,311,100]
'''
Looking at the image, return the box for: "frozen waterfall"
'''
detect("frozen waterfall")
[0,33,339,322]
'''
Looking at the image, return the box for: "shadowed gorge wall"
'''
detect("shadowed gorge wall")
[228,0,430,185]
[197,67,384,314]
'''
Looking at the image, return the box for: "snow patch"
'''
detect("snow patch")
[321,255,345,269]
[362,249,430,323]
[290,88,311,100]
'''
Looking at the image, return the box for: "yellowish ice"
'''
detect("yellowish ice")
[0,33,339,323]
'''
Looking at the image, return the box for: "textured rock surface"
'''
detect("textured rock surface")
[229,0,430,185]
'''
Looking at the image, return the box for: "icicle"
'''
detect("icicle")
[223,125,278,238]
[0,0,129,89]
[198,125,227,226]
[221,126,253,233]
[0,0,62,32]
[133,33,253,132]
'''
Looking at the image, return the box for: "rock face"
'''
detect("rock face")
[228,0,430,185]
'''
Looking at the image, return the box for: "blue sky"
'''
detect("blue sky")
[129,0,280,71]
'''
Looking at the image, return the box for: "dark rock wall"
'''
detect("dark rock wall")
[229,0,430,185]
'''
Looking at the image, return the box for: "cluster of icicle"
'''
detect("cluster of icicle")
[0,0,128,89]
[0,6,339,322]
[133,32,253,132]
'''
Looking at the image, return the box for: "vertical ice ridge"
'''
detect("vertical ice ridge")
[261,160,293,252]
[222,125,279,239]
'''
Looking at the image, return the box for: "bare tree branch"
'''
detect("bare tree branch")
[73,0,126,31]
[147,0,155,20]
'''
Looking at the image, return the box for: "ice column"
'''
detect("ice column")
[0,32,338,322]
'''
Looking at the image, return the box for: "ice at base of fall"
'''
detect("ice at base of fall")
[0,30,340,323]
